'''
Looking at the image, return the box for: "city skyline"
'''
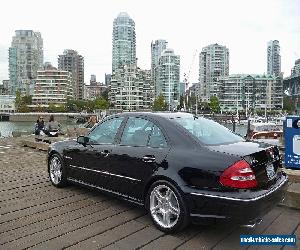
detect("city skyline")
[0,0,299,84]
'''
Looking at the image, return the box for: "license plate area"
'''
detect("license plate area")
[266,163,276,180]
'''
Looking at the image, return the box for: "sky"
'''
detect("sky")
[0,0,299,84]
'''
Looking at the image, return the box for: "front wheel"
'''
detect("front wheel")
[146,180,189,233]
[48,154,68,187]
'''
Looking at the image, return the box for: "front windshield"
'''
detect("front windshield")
[171,117,244,145]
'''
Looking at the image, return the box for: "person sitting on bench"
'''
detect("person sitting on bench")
[46,115,62,137]
[34,116,46,135]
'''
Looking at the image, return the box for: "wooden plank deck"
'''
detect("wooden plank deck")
[0,138,299,250]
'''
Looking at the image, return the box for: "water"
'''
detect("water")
[0,121,82,137]
[0,120,248,138]
[223,123,248,137]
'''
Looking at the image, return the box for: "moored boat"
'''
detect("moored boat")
[247,122,282,139]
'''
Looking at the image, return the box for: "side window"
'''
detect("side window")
[148,124,168,148]
[89,117,124,144]
[120,117,153,146]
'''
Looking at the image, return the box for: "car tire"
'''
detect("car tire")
[48,153,68,188]
[146,180,189,233]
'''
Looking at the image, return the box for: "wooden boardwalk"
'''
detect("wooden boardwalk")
[0,138,299,250]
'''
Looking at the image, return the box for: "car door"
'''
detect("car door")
[83,116,125,188]
[67,116,125,188]
[63,141,90,184]
[108,117,170,201]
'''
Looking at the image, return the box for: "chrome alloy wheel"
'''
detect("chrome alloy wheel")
[150,184,180,228]
[49,156,62,185]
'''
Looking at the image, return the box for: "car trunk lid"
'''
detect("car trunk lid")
[208,141,281,189]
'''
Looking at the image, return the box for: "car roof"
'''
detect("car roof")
[116,111,194,120]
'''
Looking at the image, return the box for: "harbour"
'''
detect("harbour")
[0,112,252,138]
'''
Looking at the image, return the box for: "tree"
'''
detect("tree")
[66,98,80,112]
[22,95,32,105]
[94,97,109,110]
[48,103,66,113]
[101,89,109,101]
[15,90,32,112]
[15,90,22,110]
[179,95,184,110]
[48,103,56,112]
[200,101,210,112]
[54,105,66,112]
[209,96,220,113]
[86,100,95,112]
[75,100,86,111]
[187,93,196,109]
[153,95,168,111]
[283,96,295,114]
[18,104,30,112]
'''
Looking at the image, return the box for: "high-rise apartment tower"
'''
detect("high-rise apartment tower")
[267,40,281,77]
[58,49,84,100]
[156,48,180,110]
[198,43,229,102]
[9,30,43,95]
[151,40,168,78]
[112,12,136,73]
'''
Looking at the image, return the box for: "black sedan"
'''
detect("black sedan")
[47,112,288,233]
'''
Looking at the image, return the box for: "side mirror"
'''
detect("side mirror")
[77,136,89,146]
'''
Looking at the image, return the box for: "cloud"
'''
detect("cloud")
[0,0,299,83]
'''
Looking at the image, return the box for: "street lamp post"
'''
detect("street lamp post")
[168,56,171,111]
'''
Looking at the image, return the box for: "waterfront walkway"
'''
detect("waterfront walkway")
[0,138,299,250]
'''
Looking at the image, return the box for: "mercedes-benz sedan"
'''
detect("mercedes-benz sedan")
[47,112,288,233]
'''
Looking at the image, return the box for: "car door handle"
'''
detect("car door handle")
[100,150,110,157]
[142,155,156,163]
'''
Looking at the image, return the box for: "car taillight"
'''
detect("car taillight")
[220,160,258,189]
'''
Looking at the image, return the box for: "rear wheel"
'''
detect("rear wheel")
[49,154,68,187]
[146,180,189,233]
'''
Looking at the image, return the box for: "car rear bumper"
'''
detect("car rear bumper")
[184,172,288,224]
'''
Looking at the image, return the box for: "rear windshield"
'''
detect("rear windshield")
[171,117,244,145]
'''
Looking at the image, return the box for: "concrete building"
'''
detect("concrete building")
[0,80,9,95]
[0,95,16,113]
[291,59,300,77]
[32,63,73,107]
[186,83,197,96]
[282,59,300,102]
[85,82,108,100]
[105,73,111,86]
[58,49,84,100]
[109,64,154,110]
[90,74,96,83]
[198,43,229,102]
[267,40,281,77]
[151,39,168,82]
[178,82,185,97]
[112,12,136,73]
[283,75,300,98]
[156,48,180,110]
[9,30,43,96]
[0,85,5,95]
[218,74,283,113]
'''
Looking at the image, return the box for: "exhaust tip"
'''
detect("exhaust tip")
[240,218,263,228]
